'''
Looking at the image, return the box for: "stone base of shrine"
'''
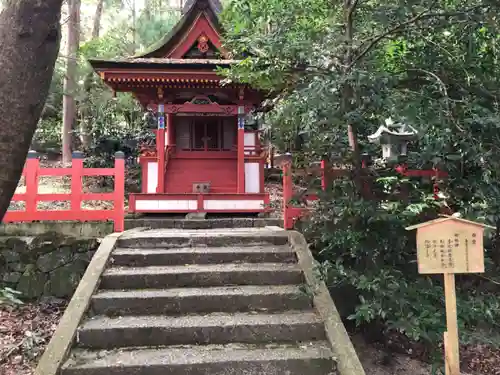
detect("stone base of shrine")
[128,193,270,214]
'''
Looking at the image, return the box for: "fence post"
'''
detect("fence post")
[264,193,271,213]
[71,152,84,219]
[114,152,125,232]
[283,158,293,230]
[433,167,439,200]
[25,151,39,216]
[320,159,326,191]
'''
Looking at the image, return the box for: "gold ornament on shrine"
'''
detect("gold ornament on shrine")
[197,34,209,53]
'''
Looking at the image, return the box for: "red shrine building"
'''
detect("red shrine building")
[89,0,269,215]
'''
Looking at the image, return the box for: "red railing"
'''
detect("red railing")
[282,159,322,230]
[3,151,125,232]
[281,157,448,230]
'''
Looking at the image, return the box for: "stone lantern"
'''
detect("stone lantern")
[368,118,418,160]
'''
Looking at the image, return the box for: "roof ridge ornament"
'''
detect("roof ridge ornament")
[197,33,210,54]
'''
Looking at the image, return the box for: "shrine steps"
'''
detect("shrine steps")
[110,245,296,266]
[90,285,312,316]
[100,263,303,289]
[38,227,365,375]
[123,217,282,231]
[63,343,335,375]
[60,228,337,375]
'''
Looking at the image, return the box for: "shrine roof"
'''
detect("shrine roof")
[135,0,224,59]
[88,57,239,70]
[89,0,229,73]
[183,0,222,15]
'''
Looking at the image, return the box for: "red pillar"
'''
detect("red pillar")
[283,160,293,229]
[433,167,439,200]
[25,151,40,217]
[157,104,165,193]
[320,159,326,191]
[237,107,245,193]
[71,152,84,218]
[114,151,125,232]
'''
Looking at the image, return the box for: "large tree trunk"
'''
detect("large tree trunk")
[130,0,137,54]
[0,0,63,222]
[342,0,363,191]
[80,0,104,149]
[62,0,81,163]
[144,0,152,21]
[92,0,104,38]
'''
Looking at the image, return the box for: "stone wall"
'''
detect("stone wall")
[0,233,99,299]
[0,221,113,237]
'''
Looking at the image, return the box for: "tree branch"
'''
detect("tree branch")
[348,2,489,71]
[406,68,465,132]
[347,0,360,20]
[348,1,439,70]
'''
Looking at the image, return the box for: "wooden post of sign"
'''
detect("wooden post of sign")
[444,273,459,375]
[406,215,493,375]
[444,332,450,375]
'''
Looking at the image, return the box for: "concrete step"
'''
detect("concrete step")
[91,285,312,316]
[101,263,303,289]
[62,342,336,375]
[77,312,326,349]
[117,228,289,249]
[110,246,296,267]
[124,217,283,230]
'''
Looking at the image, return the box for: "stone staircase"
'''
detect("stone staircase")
[59,228,339,375]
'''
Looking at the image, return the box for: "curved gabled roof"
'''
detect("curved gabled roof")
[182,0,222,15]
[136,0,224,59]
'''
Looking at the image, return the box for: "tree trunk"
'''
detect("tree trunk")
[144,0,152,21]
[92,0,104,38]
[62,0,81,163]
[342,0,363,190]
[130,0,137,54]
[0,0,63,222]
[80,0,104,149]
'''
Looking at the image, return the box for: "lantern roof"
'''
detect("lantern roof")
[368,118,418,144]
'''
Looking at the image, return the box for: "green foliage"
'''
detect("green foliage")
[223,0,500,352]
[34,1,180,165]
[135,11,180,53]
[306,176,500,346]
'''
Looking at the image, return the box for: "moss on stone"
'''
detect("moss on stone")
[0,234,99,300]
[17,264,47,299]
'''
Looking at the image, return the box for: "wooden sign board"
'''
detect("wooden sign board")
[406,216,491,375]
[407,217,487,274]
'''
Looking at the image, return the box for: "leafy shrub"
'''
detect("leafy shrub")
[304,174,500,349]
[32,118,62,152]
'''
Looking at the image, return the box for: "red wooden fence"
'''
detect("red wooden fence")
[3,151,125,232]
[282,158,448,229]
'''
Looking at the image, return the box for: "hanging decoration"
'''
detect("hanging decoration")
[197,34,209,53]
[158,104,165,130]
